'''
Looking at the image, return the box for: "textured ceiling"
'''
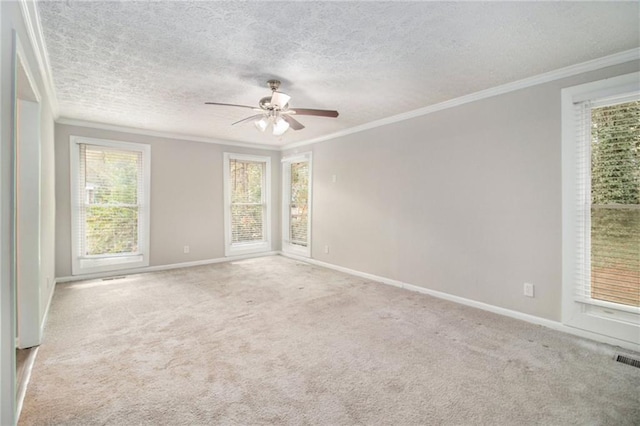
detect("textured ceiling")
[37,1,639,147]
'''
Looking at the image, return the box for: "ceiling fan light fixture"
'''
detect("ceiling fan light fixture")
[272,116,290,136]
[254,116,269,132]
[205,79,339,137]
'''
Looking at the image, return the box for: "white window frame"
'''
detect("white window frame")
[561,72,640,346]
[223,153,272,256]
[70,136,151,275]
[282,152,312,257]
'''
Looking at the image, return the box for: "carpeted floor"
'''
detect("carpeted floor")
[20,256,640,425]
[16,348,30,387]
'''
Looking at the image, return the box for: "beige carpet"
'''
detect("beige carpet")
[16,349,30,387]
[20,256,640,425]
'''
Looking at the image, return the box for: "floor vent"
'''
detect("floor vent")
[102,276,126,281]
[615,355,640,369]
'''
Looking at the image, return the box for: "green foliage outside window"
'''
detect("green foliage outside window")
[590,100,639,306]
[84,146,140,256]
[230,160,264,243]
[290,162,309,246]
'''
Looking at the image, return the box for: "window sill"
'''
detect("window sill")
[73,254,148,275]
[226,241,271,257]
[282,243,310,258]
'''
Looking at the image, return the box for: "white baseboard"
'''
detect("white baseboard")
[39,279,56,339]
[280,253,640,353]
[55,251,280,283]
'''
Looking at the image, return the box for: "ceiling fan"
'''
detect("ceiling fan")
[205,80,339,136]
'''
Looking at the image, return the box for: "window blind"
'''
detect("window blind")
[78,144,143,257]
[574,96,640,310]
[229,159,265,243]
[289,161,309,247]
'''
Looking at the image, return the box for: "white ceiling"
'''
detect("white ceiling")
[37,1,639,147]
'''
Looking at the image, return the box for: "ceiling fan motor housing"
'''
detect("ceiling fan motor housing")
[259,96,277,111]
[259,93,291,111]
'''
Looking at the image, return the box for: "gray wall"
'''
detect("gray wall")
[54,61,638,321]
[286,61,639,322]
[55,124,281,277]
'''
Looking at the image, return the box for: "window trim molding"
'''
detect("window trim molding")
[281,152,313,258]
[561,72,640,344]
[69,136,151,275]
[223,152,272,257]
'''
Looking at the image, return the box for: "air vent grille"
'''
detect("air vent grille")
[102,276,126,281]
[615,355,640,369]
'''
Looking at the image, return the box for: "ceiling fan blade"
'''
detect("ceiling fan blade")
[282,114,305,131]
[205,102,256,110]
[289,108,339,118]
[231,114,265,126]
[270,91,291,109]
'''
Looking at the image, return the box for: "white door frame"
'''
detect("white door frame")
[15,34,42,349]
[1,28,20,426]
[1,29,44,425]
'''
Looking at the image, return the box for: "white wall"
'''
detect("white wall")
[40,95,55,323]
[55,124,281,278]
[1,1,57,423]
[285,60,639,323]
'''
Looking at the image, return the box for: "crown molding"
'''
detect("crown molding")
[283,48,640,151]
[56,117,281,151]
[19,0,59,118]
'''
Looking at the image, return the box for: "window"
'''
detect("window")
[562,72,639,345]
[223,153,271,256]
[70,137,150,275]
[589,99,639,308]
[282,153,312,257]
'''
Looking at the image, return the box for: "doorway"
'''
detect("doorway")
[15,35,42,350]
[12,33,43,422]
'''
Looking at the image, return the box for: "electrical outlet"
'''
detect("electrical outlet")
[524,282,534,298]
[331,174,337,183]
[324,245,329,254]
[183,245,190,254]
